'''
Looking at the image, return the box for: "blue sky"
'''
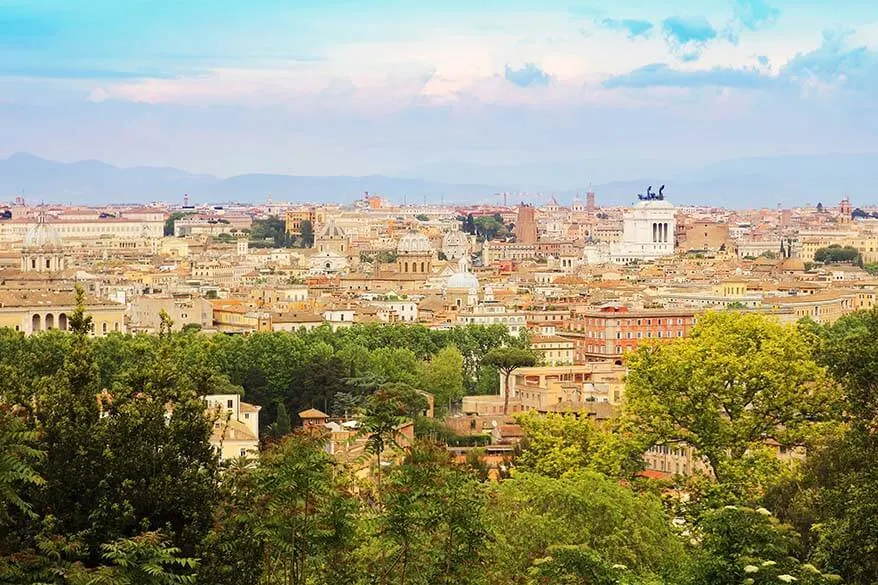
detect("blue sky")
[1,0,877,186]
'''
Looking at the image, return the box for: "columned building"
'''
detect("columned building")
[610,197,676,263]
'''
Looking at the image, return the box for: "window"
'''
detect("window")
[244,413,250,420]
[240,448,247,457]
[227,399,234,408]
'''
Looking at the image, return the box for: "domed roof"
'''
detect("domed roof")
[446,271,479,291]
[397,231,433,254]
[445,255,478,291]
[442,230,468,246]
[24,212,62,249]
[780,257,806,272]
[318,219,346,239]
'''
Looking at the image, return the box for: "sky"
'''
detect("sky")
[1,0,878,187]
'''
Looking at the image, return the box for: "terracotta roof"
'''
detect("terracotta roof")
[299,408,329,419]
[212,418,257,443]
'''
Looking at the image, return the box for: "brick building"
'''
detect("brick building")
[560,305,698,363]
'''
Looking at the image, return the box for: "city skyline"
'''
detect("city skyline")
[2,0,877,187]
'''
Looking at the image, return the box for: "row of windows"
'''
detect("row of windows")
[579,317,690,326]
[580,329,685,340]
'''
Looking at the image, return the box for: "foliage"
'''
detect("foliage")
[249,432,360,585]
[361,442,488,585]
[484,471,688,584]
[474,215,508,241]
[764,309,878,584]
[814,245,862,265]
[688,506,841,585]
[298,219,314,248]
[265,402,292,441]
[0,404,44,524]
[73,531,199,585]
[484,347,538,415]
[624,312,837,491]
[249,216,292,248]
[514,411,644,479]
[419,346,465,414]
[164,211,195,237]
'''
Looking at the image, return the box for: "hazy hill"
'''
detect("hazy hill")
[2,152,877,208]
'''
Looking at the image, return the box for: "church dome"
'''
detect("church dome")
[318,219,346,239]
[24,213,62,249]
[446,271,479,291]
[397,231,432,254]
[442,230,468,247]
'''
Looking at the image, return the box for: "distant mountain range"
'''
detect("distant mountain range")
[1,152,877,208]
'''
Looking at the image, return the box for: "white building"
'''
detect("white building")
[455,301,527,336]
[205,394,261,461]
[611,198,676,264]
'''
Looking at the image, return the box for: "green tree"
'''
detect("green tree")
[814,245,861,264]
[0,404,43,524]
[249,216,292,248]
[514,411,644,479]
[164,211,195,237]
[250,432,359,585]
[72,531,198,585]
[689,506,841,585]
[624,312,836,491]
[266,402,292,441]
[484,471,687,585]
[299,219,314,248]
[483,347,538,415]
[419,346,465,414]
[765,309,878,584]
[363,442,488,585]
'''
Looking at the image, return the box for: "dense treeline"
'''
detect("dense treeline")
[2,297,878,584]
[0,320,527,429]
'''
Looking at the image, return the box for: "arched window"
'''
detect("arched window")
[32,314,41,332]
[58,313,68,331]
[102,322,108,334]
[45,313,54,329]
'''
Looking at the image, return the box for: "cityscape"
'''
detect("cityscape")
[2,1,878,584]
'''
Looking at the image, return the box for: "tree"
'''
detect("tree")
[689,506,841,585]
[764,309,878,584]
[483,347,537,415]
[163,212,194,237]
[249,216,292,248]
[514,411,644,479]
[265,402,292,441]
[484,471,687,584]
[68,284,94,336]
[463,214,476,235]
[624,312,837,489]
[814,245,861,264]
[299,219,314,248]
[73,532,199,585]
[250,432,359,585]
[359,384,428,500]
[0,404,43,524]
[419,346,465,414]
[414,214,429,222]
[363,442,487,585]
